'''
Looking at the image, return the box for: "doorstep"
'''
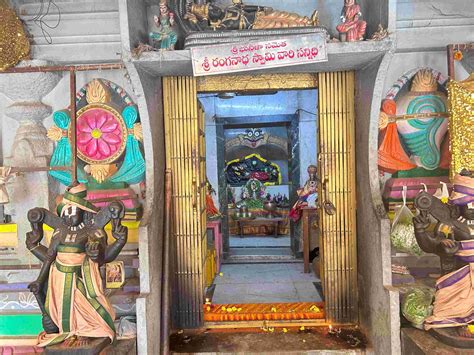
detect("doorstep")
[171,327,366,354]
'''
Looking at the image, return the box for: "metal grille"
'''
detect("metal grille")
[318,71,358,324]
[163,76,207,328]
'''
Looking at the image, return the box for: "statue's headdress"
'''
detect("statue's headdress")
[57,183,99,215]
[411,69,438,92]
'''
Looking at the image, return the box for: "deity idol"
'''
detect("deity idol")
[414,171,474,347]
[336,0,367,41]
[149,0,177,50]
[26,183,128,346]
[396,69,448,171]
[185,0,318,31]
[289,165,320,222]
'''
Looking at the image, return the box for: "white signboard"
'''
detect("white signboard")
[191,33,327,76]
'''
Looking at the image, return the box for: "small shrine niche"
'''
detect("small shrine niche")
[137,0,388,52]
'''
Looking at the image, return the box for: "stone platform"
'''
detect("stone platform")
[171,328,366,354]
[401,327,474,355]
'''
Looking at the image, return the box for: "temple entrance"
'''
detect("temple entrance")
[163,72,357,329]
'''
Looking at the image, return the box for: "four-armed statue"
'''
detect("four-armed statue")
[336,0,366,41]
[26,183,128,347]
[414,171,474,348]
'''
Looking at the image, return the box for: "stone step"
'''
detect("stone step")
[170,328,366,354]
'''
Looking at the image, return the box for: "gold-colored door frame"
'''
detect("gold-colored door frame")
[163,77,207,328]
[164,72,357,328]
[318,72,358,324]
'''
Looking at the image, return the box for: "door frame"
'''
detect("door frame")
[164,72,358,328]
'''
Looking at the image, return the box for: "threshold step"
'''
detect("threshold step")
[170,327,366,354]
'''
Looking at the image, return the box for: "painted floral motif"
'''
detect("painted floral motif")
[77,108,124,161]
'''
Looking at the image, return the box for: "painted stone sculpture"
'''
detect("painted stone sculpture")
[237,178,266,210]
[226,154,281,185]
[413,171,474,347]
[48,79,144,186]
[185,0,319,31]
[47,79,144,222]
[396,69,448,171]
[206,178,220,218]
[378,70,449,176]
[149,0,177,50]
[26,183,127,346]
[289,165,319,222]
[336,0,366,42]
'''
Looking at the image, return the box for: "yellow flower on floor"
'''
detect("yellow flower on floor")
[219,272,223,276]
[237,308,242,312]
[309,305,320,312]
[271,307,277,312]
[221,306,226,311]
[268,327,275,332]
[300,326,305,331]
[206,306,211,311]
[282,328,288,333]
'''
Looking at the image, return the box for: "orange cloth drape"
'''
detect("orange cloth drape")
[378,122,417,173]
[206,193,219,217]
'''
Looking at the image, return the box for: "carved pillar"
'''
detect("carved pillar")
[0,60,61,263]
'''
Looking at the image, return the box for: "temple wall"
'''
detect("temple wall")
[384,0,473,95]
[11,0,122,63]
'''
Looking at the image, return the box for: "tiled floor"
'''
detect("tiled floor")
[211,263,322,304]
[229,235,291,248]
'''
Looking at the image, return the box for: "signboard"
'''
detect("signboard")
[191,33,327,76]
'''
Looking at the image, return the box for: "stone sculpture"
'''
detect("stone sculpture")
[413,171,474,348]
[185,0,319,31]
[336,0,366,41]
[149,0,178,50]
[26,183,127,347]
[289,165,319,222]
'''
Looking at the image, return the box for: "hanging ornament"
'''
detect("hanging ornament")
[0,3,30,71]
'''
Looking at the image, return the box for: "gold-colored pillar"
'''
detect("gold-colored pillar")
[163,76,207,328]
[318,71,358,324]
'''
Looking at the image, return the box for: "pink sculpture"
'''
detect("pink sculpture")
[77,108,125,162]
[336,0,367,42]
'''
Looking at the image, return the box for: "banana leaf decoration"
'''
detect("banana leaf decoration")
[110,105,145,184]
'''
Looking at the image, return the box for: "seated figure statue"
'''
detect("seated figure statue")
[289,165,319,222]
[413,171,474,347]
[185,0,318,30]
[26,183,128,347]
[336,0,366,41]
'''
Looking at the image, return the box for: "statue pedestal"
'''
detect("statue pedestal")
[429,328,474,349]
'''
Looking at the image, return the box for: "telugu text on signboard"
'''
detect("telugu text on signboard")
[191,33,327,76]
